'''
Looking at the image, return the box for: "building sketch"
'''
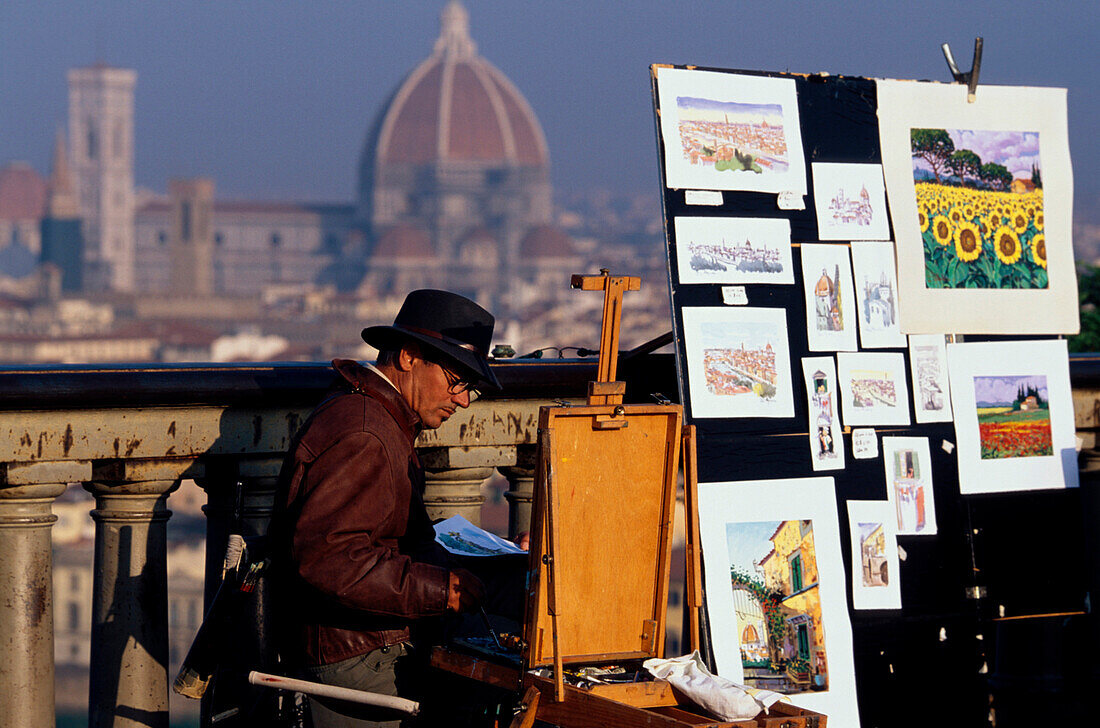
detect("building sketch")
[827,185,873,227]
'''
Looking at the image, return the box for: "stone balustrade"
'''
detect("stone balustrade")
[0,352,1095,726]
[0,355,674,727]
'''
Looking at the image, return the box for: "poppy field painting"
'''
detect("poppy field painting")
[912,128,1045,290]
[974,375,1053,460]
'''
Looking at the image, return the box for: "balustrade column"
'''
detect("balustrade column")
[500,446,538,541]
[422,466,495,526]
[85,458,197,728]
[0,471,73,728]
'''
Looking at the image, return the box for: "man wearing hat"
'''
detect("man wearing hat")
[273,289,502,727]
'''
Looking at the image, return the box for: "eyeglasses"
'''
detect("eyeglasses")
[435,361,481,400]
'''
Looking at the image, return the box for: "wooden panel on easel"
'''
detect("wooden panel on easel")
[525,404,682,666]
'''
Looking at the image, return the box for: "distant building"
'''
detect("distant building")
[0,161,47,277]
[68,64,137,291]
[40,130,85,291]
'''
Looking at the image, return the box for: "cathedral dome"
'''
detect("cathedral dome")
[519,224,576,259]
[368,2,549,169]
[372,223,434,260]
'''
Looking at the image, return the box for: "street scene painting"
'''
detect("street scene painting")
[947,340,1079,494]
[837,352,911,426]
[697,478,858,724]
[908,334,953,423]
[725,519,830,693]
[801,357,845,471]
[973,375,1053,459]
[912,128,1046,290]
[655,67,807,194]
[811,163,891,241]
[682,306,795,419]
[882,436,938,536]
[846,501,902,609]
[800,243,857,352]
[674,216,794,285]
[850,240,905,348]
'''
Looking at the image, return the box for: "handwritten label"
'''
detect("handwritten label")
[777,191,805,210]
[684,190,723,206]
[721,286,748,305]
[852,428,878,459]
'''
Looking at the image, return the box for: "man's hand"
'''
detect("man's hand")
[447,568,485,613]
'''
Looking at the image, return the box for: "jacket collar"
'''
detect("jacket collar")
[331,358,422,437]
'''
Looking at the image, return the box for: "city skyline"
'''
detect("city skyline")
[2,1,1097,215]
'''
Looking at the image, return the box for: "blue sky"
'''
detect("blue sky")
[2,1,1095,213]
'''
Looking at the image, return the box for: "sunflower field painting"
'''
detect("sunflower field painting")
[911,128,1046,290]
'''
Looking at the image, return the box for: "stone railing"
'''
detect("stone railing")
[0,354,677,727]
[2,351,1097,727]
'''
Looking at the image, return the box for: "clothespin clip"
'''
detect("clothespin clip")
[942,37,983,103]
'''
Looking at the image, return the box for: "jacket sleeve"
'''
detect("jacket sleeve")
[289,429,450,617]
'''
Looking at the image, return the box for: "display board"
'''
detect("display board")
[651,65,1085,728]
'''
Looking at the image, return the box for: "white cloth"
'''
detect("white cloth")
[642,651,785,721]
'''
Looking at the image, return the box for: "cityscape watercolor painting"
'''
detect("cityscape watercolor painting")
[682,307,795,419]
[912,128,1046,290]
[674,216,794,285]
[656,68,807,194]
[973,375,1053,459]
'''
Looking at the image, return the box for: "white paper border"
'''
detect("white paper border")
[837,352,911,427]
[881,436,939,536]
[801,243,859,352]
[811,163,891,241]
[850,240,906,349]
[802,356,846,471]
[681,306,796,419]
[698,477,860,727]
[656,67,808,194]
[846,500,902,610]
[947,339,1078,494]
[876,80,1078,334]
[674,217,795,285]
[908,334,953,423]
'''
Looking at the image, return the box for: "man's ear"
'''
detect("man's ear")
[395,343,421,373]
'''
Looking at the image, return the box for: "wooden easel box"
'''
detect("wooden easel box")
[432,403,826,727]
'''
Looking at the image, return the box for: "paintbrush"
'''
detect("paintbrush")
[479,606,505,650]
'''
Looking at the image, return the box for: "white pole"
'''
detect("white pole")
[247,671,420,715]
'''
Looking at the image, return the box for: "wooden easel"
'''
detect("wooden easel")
[435,271,824,727]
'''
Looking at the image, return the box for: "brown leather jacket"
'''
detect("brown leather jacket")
[272,359,451,666]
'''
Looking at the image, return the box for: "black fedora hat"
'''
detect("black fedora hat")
[362,289,501,391]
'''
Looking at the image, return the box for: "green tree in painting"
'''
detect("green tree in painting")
[1031,162,1043,189]
[949,149,982,184]
[911,129,954,183]
[979,162,1013,191]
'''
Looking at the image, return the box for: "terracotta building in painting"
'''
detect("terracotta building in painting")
[760,519,828,690]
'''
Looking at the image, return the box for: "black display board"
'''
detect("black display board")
[651,66,1088,727]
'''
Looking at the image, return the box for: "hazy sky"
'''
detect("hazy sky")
[2,1,1095,212]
